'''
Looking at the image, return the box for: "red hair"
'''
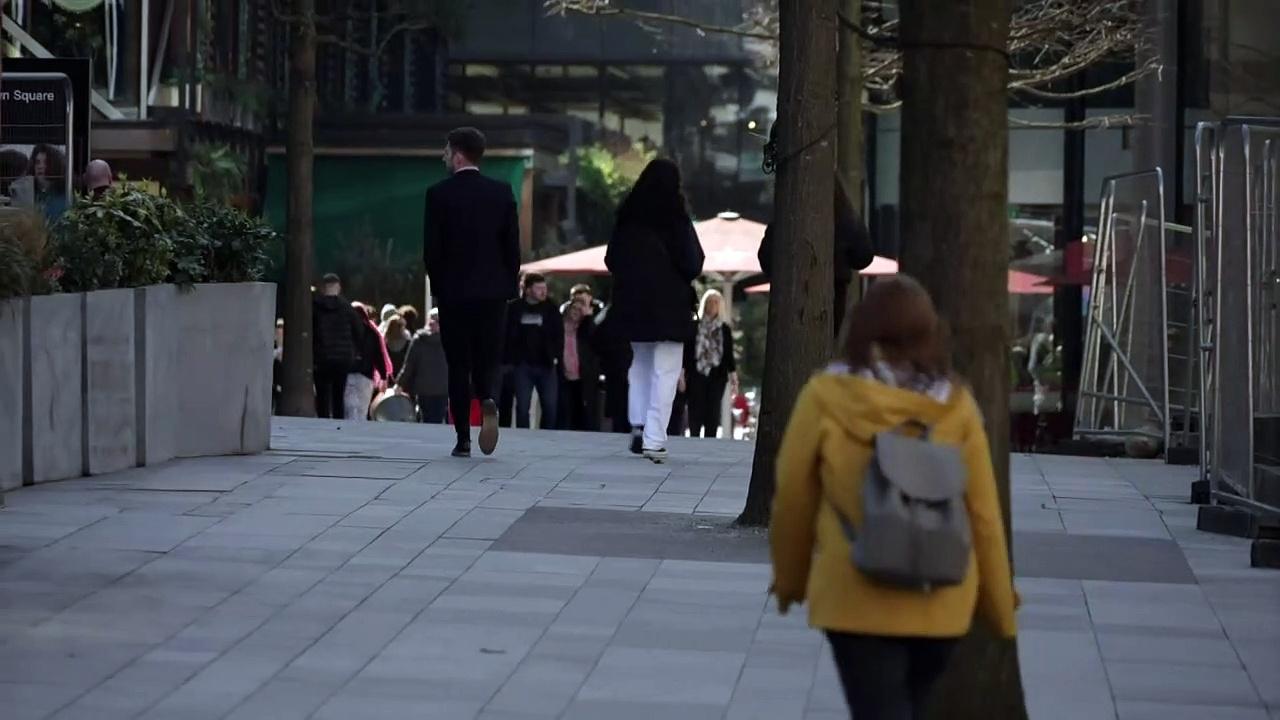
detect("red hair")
[840,274,950,377]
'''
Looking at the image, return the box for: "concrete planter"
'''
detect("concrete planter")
[0,282,275,489]
[0,298,23,491]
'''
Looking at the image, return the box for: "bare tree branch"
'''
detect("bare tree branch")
[544,0,776,40]
[546,0,1157,108]
[1009,113,1147,129]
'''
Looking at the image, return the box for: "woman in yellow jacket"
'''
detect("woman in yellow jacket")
[769,275,1018,720]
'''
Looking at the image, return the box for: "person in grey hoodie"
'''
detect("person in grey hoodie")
[397,309,450,423]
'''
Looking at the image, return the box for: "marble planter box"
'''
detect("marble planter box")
[0,282,275,489]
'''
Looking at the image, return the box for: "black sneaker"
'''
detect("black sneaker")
[451,442,471,458]
[478,399,500,456]
[629,429,643,455]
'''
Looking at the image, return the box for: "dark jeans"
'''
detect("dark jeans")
[498,369,515,428]
[438,299,507,444]
[558,379,584,430]
[512,363,557,429]
[668,391,687,437]
[604,371,629,433]
[417,394,448,424]
[686,371,728,438]
[314,363,348,419]
[825,632,956,720]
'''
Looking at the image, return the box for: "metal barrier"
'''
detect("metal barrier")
[1074,169,1183,452]
[1195,118,1280,518]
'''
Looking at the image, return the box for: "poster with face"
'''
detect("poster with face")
[1,71,77,220]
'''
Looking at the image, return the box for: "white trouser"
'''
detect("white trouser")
[344,373,375,421]
[628,341,684,450]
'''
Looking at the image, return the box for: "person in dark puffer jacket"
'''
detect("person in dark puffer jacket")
[312,273,366,419]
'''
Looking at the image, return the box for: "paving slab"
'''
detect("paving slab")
[0,418,1274,719]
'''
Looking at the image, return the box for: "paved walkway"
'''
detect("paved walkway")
[0,418,1276,720]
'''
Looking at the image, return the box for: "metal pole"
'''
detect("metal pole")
[139,0,150,119]
[1157,169,1172,451]
[1242,125,1257,502]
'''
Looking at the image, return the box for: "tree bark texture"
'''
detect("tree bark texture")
[897,1,1027,717]
[738,0,838,526]
[279,0,318,418]
[837,0,864,307]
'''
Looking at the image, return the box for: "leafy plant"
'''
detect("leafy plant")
[570,143,656,244]
[182,203,277,283]
[0,209,58,299]
[51,186,186,292]
[190,144,247,204]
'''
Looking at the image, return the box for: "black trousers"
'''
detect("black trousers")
[826,632,956,720]
[686,371,728,438]
[314,363,348,419]
[437,299,507,444]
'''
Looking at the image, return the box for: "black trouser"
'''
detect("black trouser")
[825,632,956,720]
[667,390,687,436]
[314,363,348,419]
[604,371,629,433]
[437,299,507,444]
[834,278,850,338]
[558,378,584,430]
[687,371,728,438]
[498,369,515,427]
[417,394,448,424]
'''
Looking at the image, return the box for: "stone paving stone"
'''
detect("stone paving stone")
[50,654,210,720]
[446,507,526,540]
[223,677,336,720]
[1019,629,1115,720]
[577,646,746,705]
[51,513,220,553]
[1105,660,1264,707]
[562,699,728,720]
[0,681,86,720]
[1095,627,1244,666]
[1115,700,1271,720]
[484,656,597,716]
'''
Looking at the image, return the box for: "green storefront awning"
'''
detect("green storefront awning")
[264,154,526,291]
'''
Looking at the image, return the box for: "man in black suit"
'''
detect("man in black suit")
[424,127,521,458]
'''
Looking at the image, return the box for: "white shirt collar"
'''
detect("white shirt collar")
[455,166,480,174]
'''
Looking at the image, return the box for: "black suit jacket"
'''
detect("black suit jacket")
[423,169,521,304]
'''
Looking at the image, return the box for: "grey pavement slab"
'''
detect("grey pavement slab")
[0,418,1275,719]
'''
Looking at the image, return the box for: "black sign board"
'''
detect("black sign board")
[3,57,91,178]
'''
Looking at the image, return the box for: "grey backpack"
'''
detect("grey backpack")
[837,422,972,590]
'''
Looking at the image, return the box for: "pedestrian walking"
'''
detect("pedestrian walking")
[769,276,1018,720]
[605,158,705,463]
[592,302,633,434]
[423,126,520,458]
[504,273,563,429]
[383,315,411,378]
[345,302,393,420]
[686,289,737,438]
[311,274,365,419]
[558,297,600,431]
[758,121,874,336]
[397,309,450,423]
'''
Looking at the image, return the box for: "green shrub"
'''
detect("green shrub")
[52,186,184,292]
[183,202,276,283]
[0,208,58,299]
[50,187,277,292]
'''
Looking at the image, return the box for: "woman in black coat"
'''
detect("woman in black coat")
[685,289,737,438]
[605,158,705,462]
[757,122,874,336]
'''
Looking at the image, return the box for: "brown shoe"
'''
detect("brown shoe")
[478,399,500,456]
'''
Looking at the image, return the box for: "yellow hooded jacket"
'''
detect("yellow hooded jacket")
[769,373,1018,639]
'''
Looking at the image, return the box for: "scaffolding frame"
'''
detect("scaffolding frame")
[1074,169,1172,451]
[1195,117,1280,519]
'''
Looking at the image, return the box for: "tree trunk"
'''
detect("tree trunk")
[837,0,864,306]
[897,1,1025,718]
[738,0,837,526]
[279,0,318,418]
